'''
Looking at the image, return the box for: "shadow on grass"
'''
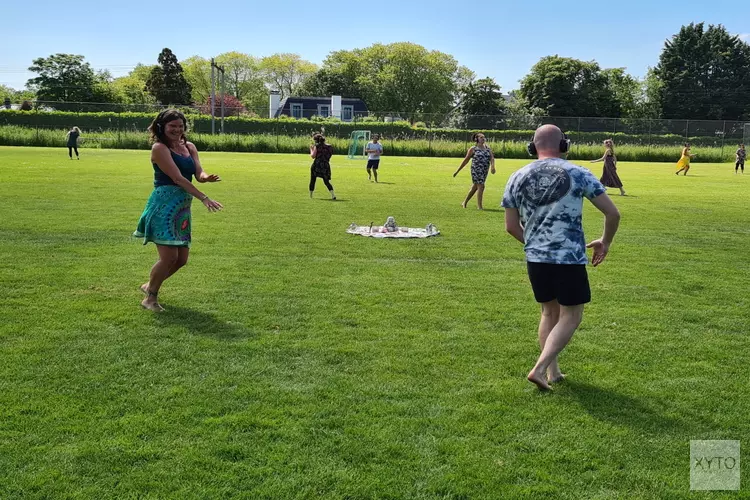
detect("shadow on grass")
[566,380,697,435]
[482,208,504,213]
[155,305,256,340]
[373,181,396,185]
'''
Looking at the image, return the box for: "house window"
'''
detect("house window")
[342,105,354,121]
[291,103,303,119]
[317,104,331,118]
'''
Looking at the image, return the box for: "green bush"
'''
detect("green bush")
[0,125,737,162]
[1,109,742,150]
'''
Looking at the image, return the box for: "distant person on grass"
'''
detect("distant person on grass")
[590,139,626,196]
[65,126,81,159]
[133,109,223,312]
[675,143,695,176]
[309,133,336,200]
[736,144,745,174]
[365,133,384,182]
[453,132,495,210]
[502,124,620,391]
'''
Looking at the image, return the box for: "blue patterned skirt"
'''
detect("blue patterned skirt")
[471,164,490,184]
[133,185,192,247]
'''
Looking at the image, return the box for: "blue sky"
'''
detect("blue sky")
[1,0,748,92]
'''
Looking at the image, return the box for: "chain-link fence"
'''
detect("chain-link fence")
[0,101,746,162]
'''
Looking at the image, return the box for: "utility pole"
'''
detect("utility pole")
[210,58,226,134]
[211,58,215,135]
[220,64,225,133]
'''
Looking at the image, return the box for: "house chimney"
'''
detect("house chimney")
[269,91,281,118]
[331,95,342,119]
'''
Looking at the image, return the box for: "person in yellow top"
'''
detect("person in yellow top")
[675,143,696,175]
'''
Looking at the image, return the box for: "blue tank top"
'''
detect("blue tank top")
[153,150,196,187]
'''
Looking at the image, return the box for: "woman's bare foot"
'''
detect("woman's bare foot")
[140,290,164,312]
[527,370,552,391]
[461,202,467,208]
[548,373,566,384]
[140,283,150,295]
[141,298,164,312]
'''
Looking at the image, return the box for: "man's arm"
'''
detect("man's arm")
[586,193,621,266]
[504,208,524,244]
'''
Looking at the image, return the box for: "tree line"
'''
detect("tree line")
[2,23,749,122]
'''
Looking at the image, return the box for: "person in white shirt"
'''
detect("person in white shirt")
[365,134,384,182]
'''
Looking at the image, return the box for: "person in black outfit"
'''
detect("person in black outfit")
[309,133,336,200]
[65,126,81,159]
[736,144,746,174]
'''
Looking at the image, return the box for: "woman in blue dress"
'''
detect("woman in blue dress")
[453,132,496,210]
[133,109,224,312]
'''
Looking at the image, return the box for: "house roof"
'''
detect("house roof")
[283,96,364,102]
[278,96,364,110]
[274,96,367,117]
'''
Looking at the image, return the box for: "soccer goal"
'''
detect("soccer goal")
[347,130,371,159]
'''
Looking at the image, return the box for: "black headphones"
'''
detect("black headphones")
[527,131,570,156]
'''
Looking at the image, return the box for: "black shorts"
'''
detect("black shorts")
[526,262,591,306]
[366,159,380,170]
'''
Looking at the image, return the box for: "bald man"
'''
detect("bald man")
[502,125,621,391]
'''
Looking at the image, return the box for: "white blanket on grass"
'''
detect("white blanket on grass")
[347,218,439,238]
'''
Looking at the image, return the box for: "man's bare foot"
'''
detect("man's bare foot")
[548,373,566,384]
[140,283,150,295]
[141,298,164,312]
[527,371,552,391]
[461,202,466,208]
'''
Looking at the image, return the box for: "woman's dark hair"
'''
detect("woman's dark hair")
[149,109,188,145]
[472,132,485,143]
[312,133,326,145]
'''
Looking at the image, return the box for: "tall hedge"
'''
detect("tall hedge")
[0,109,742,148]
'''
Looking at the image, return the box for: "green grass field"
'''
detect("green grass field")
[1,146,748,499]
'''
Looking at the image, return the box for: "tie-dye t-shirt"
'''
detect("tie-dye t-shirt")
[502,158,606,265]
